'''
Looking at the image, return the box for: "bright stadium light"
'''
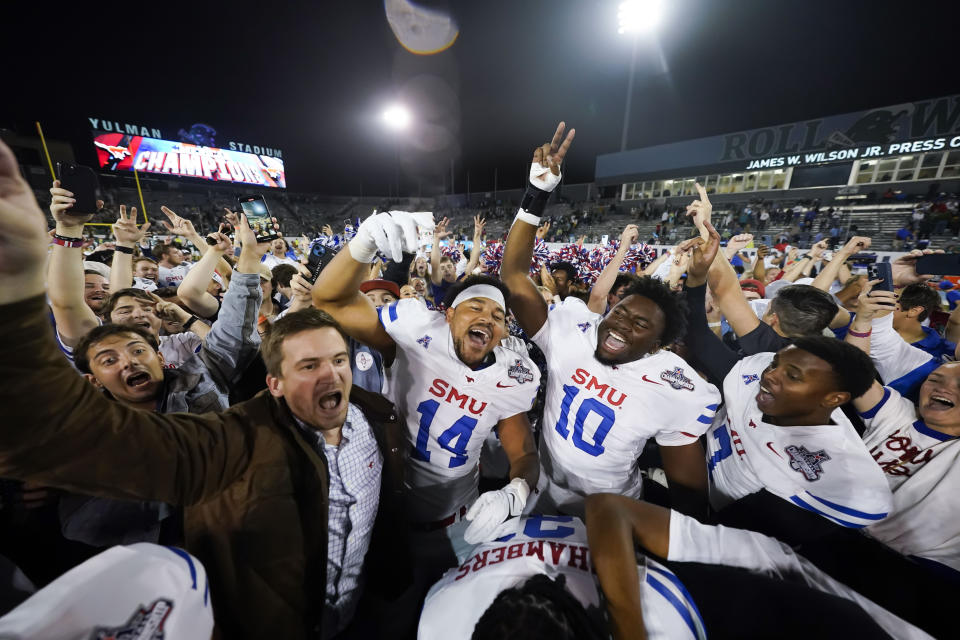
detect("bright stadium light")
[382,104,411,131]
[617,0,663,34]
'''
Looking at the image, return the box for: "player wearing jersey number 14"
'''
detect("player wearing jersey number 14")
[312,209,540,577]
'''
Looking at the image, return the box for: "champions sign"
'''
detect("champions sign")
[92,131,286,188]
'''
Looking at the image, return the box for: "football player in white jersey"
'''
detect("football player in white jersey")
[501,123,721,517]
[420,495,924,640]
[312,211,540,574]
[680,223,893,537]
[845,283,960,571]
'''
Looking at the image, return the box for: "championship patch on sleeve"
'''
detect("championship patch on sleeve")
[92,598,173,639]
[507,359,534,384]
[786,445,831,481]
[660,367,694,391]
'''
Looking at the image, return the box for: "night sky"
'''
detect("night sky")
[3,0,959,196]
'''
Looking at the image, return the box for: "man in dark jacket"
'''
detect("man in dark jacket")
[0,139,408,639]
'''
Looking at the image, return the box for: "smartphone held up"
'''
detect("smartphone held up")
[238,195,280,243]
[57,162,100,216]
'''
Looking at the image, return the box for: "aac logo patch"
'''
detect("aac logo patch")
[355,351,374,372]
[577,322,592,333]
[92,598,173,639]
[417,335,432,350]
[507,359,535,384]
[786,445,831,481]
[660,367,694,391]
[742,374,760,385]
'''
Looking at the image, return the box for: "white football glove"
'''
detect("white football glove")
[348,210,435,263]
[463,477,530,545]
[529,162,562,193]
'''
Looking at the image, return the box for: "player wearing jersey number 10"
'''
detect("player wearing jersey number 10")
[312,209,540,581]
[502,122,721,518]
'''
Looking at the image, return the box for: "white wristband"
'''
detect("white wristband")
[515,210,542,227]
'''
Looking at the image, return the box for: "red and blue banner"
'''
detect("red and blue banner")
[92,131,286,188]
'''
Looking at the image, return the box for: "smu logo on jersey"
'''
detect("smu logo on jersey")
[571,368,627,406]
[660,367,695,391]
[429,379,488,416]
[742,374,760,385]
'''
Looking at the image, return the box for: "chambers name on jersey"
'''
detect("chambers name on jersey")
[378,299,539,522]
[708,353,892,528]
[531,298,720,513]
[419,515,706,640]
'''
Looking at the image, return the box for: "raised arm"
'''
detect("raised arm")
[844,280,896,413]
[429,217,449,286]
[724,233,754,261]
[589,224,637,314]
[313,211,433,358]
[198,213,271,386]
[110,205,149,291]
[690,190,760,338]
[641,249,671,276]
[0,139,252,506]
[680,221,741,387]
[178,224,232,318]
[502,122,575,336]
[812,236,868,292]
[46,181,100,347]
[464,215,485,276]
[752,244,769,282]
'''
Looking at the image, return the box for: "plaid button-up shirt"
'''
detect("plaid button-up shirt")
[295,404,383,638]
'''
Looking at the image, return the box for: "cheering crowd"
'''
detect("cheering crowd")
[0,121,956,639]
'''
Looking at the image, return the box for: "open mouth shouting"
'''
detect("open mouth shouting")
[756,382,775,408]
[466,325,492,349]
[318,389,345,414]
[926,393,956,412]
[602,329,628,355]
[124,370,154,389]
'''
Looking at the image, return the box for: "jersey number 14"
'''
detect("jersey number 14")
[413,399,479,468]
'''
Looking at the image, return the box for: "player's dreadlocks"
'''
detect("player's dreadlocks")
[471,574,608,640]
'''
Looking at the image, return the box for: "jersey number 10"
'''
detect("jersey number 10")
[413,399,479,468]
[555,384,616,457]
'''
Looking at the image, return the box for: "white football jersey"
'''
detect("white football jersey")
[668,511,934,640]
[56,323,201,369]
[531,298,720,514]
[0,543,213,639]
[157,262,192,288]
[419,515,706,640]
[708,353,893,528]
[859,387,960,571]
[379,299,540,521]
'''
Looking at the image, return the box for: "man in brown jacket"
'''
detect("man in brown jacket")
[0,139,408,639]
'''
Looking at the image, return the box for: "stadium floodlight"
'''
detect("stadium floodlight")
[382,104,411,131]
[617,0,663,35]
